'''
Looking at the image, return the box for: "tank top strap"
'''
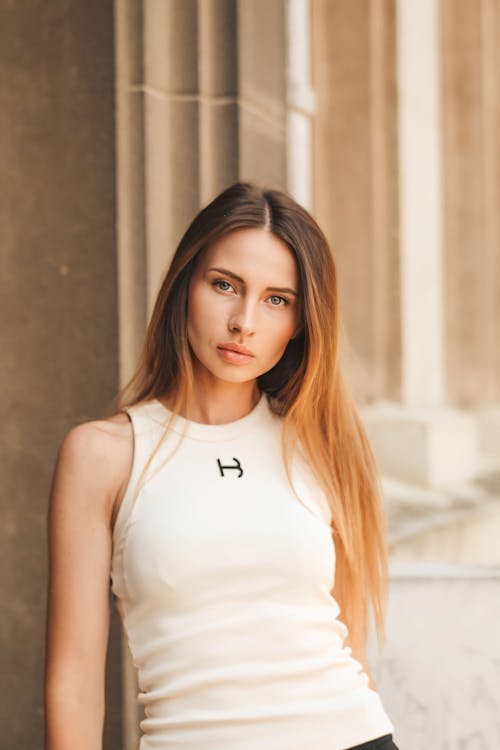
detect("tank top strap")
[112,400,166,553]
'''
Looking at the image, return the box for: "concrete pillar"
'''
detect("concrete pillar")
[332,0,480,488]
[142,0,201,313]
[198,0,239,204]
[114,0,148,388]
[237,0,287,186]
[441,0,500,407]
[311,1,489,488]
[441,0,500,458]
[397,0,444,409]
[286,0,315,209]
[311,0,401,403]
[0,1,121,748]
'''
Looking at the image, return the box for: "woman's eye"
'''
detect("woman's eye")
[213,279,233,292]
[268,295,287,306]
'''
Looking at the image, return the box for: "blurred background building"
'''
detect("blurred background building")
[1,1,499,748]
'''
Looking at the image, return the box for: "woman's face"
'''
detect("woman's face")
[187,227,300,387]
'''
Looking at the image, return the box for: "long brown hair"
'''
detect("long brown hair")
[109,181,390,652]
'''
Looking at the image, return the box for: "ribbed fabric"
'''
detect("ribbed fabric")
[110,394,394,750]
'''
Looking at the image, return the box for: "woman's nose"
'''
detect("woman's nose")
[228,301,256,336]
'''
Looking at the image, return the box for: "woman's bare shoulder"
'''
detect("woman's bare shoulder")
[55,411,134,524]
[62,411,132,461]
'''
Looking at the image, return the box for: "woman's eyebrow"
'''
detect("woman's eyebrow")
[207,266,298,297]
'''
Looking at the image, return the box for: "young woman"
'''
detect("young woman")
[44,182,400,750]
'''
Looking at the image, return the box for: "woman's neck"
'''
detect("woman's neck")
[161,377,261,425]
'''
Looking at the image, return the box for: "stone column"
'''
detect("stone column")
[142,0,201,313]
[363,0,480,490]
[114,0,148,389]
[398,0,444,409]
[441,0,500,458]
[0,2,121,748]
[311,0,401,404]
[237,0,287,186]
[286,0,315,209]
[198,0,239,204]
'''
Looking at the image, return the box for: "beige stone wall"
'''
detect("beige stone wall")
[0,1,122,748]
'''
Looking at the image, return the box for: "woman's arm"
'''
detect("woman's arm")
[44,418,130,750]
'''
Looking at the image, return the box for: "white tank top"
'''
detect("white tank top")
[110,393,394,750]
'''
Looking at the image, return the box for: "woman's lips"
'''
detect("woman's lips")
[216,344,254,364]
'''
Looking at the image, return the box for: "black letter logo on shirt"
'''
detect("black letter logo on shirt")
[217,457,243,478]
